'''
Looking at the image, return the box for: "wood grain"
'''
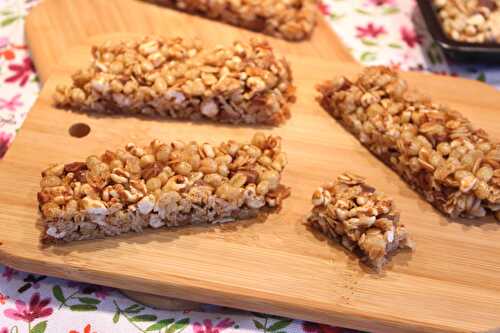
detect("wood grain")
[1,34,500,333]
[25,0,354,84]
[120,290,202,310]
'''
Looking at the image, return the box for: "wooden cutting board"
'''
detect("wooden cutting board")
[25,0,354,84]
[1,33,500,333]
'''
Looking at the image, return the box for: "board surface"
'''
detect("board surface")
[25,0,354,84]
[1,34,500,333]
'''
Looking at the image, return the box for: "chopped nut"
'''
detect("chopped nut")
[142,163,163,180]
[42,164,65,177]
[64,162,87,173]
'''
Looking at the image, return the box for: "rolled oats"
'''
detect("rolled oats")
[39,133,290,243]
[154,0,318,41]
[54,36,295,125]
[317,66,500,221]
[308,173,414,271]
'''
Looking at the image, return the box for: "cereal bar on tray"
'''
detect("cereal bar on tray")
[54,37,295,125]
[154,0,318,41]
[38,133,290,243]
[308,173,413,271]
[317,66,500,221]
[433,0,500,44]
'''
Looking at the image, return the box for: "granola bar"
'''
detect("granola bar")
[317,66,500,221]
[153,0,317,41]
[308,173,413,271]
[54,37,295,125]
[38,133,290,243]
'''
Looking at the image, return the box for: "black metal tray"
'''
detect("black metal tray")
[417,0,500,63]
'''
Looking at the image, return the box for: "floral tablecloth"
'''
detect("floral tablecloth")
[0,0,499,332]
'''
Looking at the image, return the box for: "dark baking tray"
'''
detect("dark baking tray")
[417,0,500,63]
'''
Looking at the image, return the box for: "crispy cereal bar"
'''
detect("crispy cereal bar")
[38,133,290,243]
[434,0,500,43]
[54,37,295,125]
[308,173,413,271]
[317,66,500,221]
[154,0,318,41]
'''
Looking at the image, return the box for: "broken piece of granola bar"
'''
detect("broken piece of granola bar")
[38,133,290,243]
[308,173,413,271]
[153,0,318,41]
[317,66,500,221]
[54,37,295,125]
